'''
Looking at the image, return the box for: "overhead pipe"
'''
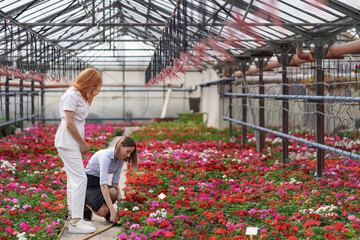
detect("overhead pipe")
[0,81,44,88]
[0,82,185,89]
[327,40,360,57]
[296,42,313,61]
[232,39,360,78]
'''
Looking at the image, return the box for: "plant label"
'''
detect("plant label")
[245,227,258,235]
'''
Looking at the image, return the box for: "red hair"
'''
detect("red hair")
[71,68,102,106]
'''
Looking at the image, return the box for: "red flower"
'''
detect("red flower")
[352,223,360,230]
[159,221,170,228]
[265,219,272,224]
[165,231,175,237]
[8,210,17,216]
[214,228,228,235]
[303,220,320,229]
[332,222,344,231]
[324,232,336,240]
[305,228,313,237]
[218,219,227,225]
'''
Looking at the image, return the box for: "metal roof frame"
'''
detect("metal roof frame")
[0,0,359,72]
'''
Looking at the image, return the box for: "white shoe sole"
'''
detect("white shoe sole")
[67,220,96,234]
[66,219,94,228]
[68,226,96,234]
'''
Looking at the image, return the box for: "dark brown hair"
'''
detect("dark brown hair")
[115,136,138,171]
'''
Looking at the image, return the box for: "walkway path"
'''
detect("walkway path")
[60,127,139,240]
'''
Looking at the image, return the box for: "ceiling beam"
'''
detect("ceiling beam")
[2,22,357,27]
[327,0,360,21]
[224,0,315,40]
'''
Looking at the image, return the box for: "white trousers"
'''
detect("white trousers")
[57,147,87,219]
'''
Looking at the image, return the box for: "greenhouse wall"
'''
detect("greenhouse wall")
[41,69,214,122]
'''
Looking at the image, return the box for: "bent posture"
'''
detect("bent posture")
[84,136,138,223]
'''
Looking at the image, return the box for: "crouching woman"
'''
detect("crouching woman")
[84,136,138,223]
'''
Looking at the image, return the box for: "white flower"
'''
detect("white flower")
[179,187,185,191]
[17,232,27,240]
[272,137,282,144]
[132,206,139,211]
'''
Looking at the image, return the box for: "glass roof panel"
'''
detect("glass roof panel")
[15,1,71,22]
[1,0,360,70]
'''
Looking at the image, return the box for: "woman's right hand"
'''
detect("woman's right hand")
[109,207,119,223]
[80,141,89,154]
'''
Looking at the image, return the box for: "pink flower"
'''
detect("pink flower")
[118,234,127,239]
[348,215,357,221]
[5,227,14,234]
[130,223,140,229]
[248,209,257,214]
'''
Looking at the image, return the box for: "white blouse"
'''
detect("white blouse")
[55,86,89,150]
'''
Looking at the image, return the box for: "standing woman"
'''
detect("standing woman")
[55,68,102,234]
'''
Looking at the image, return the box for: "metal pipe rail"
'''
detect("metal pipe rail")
[0,80,41,135]
[40,117,154,122]
[0,91,41,96]
[0,114,38,127]
[223,116,360,161]
[222,92,360,102]
[44,87,198,93]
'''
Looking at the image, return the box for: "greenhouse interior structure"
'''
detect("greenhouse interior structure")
[1,0,360,239]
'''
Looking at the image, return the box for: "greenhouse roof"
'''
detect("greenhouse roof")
[1,0,360,71]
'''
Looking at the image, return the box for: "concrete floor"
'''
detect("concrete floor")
[60,127,139,239]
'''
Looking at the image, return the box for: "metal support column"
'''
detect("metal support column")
[315,41,325,179]
[92,0,96,26]
[20,78,24,131]
[31,80,35,125]
[122,68,126,118]
[258,58,265,153]
[281,48,289,164]
[41,83,45,123]
[5,77,10,136]
[242,64,247,145]
[228,67,233,137]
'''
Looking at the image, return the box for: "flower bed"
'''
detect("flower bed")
[1,122,360,239]
[0,122,140,240]
[119,124,360,239]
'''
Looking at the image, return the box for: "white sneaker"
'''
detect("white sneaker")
[68,220,96,234]
[66,218,94,228]
[83,220,94,227]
